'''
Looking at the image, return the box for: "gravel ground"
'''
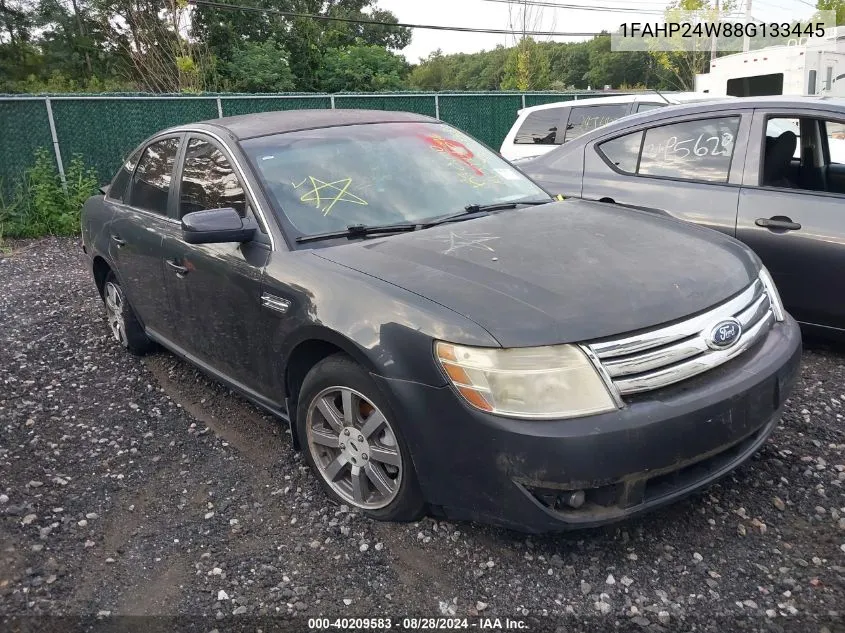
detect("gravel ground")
[1,237,844,633]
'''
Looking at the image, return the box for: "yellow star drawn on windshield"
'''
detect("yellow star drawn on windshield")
[293,177,368,216]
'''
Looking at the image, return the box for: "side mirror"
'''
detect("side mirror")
[181,208,257,245]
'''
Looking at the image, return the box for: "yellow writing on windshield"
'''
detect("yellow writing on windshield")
[293,177,368,215]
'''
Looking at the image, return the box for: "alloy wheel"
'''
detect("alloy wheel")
[305,386,403,509]
[104,281,128,347]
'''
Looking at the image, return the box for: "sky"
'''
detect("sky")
[378,0,819,63]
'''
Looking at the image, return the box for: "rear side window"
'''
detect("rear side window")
[639,117,740,182]
[514,108,565,145]
[596,117,740,183]
[636,103,665,113]
[598,131,643,174]
[564,104,629,142]
[107,147,142,202]
[127,137,181,215]
[179,137,247,218]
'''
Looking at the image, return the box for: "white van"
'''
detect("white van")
[500,93,715,162]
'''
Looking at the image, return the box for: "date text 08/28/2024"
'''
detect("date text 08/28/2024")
[307,618,529,630]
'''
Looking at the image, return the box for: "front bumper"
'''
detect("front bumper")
[374,316,802,533]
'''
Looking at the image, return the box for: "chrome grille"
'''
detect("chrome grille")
[589,279,776,396]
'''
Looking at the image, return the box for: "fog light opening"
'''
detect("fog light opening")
[561,490,585,509]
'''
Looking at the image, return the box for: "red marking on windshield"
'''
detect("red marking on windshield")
[421,135,484,176]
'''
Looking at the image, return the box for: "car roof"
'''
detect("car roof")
[168,109,437,141]
[574,94,845,135]
[526,94,845,166]
[517,92,708,115]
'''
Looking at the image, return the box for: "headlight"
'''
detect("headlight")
[759,266,785,322]
[435,342,618,419]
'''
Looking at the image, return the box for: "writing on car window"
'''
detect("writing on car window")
[242,122,547,238]
[565,105,629,142]
[596,117,740,183]
[292,177,369,216]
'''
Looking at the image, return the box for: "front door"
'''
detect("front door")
[737,109,845,330]
[158,134,275,401]
[108,135,183,334]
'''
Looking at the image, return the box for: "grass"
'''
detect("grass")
[0,148,98,240]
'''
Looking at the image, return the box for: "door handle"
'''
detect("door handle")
[755,217,802,231]
[111,234,126,247]
[166,260,189,277]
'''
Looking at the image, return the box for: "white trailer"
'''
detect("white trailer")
[696,28,845,97]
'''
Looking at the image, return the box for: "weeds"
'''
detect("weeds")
[0,148,98,239]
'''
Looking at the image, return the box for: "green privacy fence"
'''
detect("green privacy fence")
[0,91,614,192]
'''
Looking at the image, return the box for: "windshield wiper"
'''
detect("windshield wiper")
[295,199,552,243]
[422,199,551,228]
[295,222,417,244]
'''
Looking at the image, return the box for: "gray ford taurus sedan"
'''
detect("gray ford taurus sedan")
[81,109,801,532]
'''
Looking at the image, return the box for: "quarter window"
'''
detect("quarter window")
[179,138,247,217]
[638,117,740,182]
[127,137,181,215]
[564,104,629,142]
[636,103,664,113]
[598,131,643,174]
[514,108,564,145]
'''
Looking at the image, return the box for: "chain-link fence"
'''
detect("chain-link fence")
[0,91,621,193]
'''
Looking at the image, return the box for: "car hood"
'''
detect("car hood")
[313,200,759,347]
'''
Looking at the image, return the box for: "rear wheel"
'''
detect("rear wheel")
[102,272,154,356]
[297,354,426,521]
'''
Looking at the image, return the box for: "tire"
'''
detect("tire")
[296,354,426,522]
[102,272,154,356]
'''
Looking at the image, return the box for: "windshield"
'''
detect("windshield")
[241,121,549,238]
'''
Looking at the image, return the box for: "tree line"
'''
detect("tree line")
[0,0,413,93]
[1,0,842,94]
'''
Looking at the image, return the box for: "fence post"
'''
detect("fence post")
[44,97,67,192]
[434,94,440,120]
[216,97,223,118]
[521,94,526,109]
[330,95,336,109]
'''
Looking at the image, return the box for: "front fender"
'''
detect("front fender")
[263,250,499,389]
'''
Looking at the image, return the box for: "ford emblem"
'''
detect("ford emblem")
[707,318,742,350]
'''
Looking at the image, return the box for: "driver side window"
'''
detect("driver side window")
[179,137,247,218]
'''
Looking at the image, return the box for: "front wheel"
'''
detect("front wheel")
[296,354,426,522]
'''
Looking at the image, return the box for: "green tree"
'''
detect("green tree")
[408,49,449,90]
[318,43,408,92]
[817,0,845,24]
[649,0,723,90]
[501,37,550,90]
[224,38,296,92]
[585,35,656,90]
[546,41,590,89]
[192,0,410,92]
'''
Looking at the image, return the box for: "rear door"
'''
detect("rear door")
[577,111,751,236]
[158,133,275,400]
[107,135,183,332]
[736,108,845,330]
